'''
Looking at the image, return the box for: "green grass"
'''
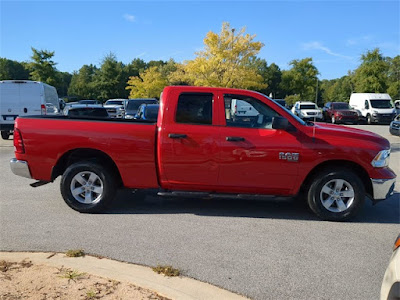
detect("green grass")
[65,249,85,257]
[152,265,180,277]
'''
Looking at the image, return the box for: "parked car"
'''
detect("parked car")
[125,98,158,119]
[322,102,359,124]
[134,104,160,122]
[0,80,59,140]
[291,101,323,121]
[380,234,400,300]
[10,86,396,221]
[66,106,109,118]
[104,99,127,118]
[349,93,396,124]
[395,100,400,115]
[389,115,400,136]
[78,100,102,106]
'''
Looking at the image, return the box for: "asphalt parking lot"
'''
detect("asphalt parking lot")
[0,124,399,300]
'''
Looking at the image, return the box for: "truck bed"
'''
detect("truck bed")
[14,116,159,189]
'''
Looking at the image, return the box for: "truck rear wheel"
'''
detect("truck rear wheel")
[1,131,10,140]
[307,168,365,221]
[60,161,116,213]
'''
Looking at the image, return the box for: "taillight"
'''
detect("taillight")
[394,235,400,251]
[41,104,46,115]
[13,128,25,154]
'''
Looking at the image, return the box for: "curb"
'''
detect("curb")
[0,252,249,300]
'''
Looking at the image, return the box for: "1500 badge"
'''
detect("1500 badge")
[279,152,299,162]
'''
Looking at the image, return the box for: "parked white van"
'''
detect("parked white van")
[0,80,59,139]
[349,93,396,124]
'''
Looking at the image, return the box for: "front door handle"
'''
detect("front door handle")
[168,133,187,139]
[226,136,245,142]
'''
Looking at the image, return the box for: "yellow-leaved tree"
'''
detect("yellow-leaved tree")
[169,22,266,89]
[126,66,168,98]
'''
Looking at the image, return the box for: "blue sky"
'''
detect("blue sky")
[1,0,399,80]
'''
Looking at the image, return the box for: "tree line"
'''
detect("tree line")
[1,22,398,106]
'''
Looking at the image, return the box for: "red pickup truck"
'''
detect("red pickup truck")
[10,86,396,221]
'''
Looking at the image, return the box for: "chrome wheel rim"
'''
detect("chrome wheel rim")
[70,171,103,204]
[320,179,355,213]
[331,116,335,123]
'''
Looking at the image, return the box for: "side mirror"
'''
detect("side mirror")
[272,116,289,130]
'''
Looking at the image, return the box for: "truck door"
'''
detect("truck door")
[158,91,221,190]
[217,93,303,195]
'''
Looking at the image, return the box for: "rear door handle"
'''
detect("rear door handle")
[226,136,245,142]
[168,133,187,139]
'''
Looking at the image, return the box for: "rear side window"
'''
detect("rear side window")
[176,93,213,125]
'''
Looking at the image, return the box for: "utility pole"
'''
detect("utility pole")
[315,78,319,105]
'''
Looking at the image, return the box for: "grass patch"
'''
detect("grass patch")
[152,265,180,277]
[65,249,85,257]
[59,268,86,283]
[85,289,97,299]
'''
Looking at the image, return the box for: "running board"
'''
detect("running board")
[157,191,291,201]
[30,180,50,188]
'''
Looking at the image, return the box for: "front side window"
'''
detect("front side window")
[176,93,213,125]
[224,94,279,129]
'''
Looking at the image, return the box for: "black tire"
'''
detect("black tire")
[307,168,365,221]
[60,161,117,213]
[1,131,10,140]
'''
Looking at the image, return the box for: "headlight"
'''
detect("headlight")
[371,149,390,168]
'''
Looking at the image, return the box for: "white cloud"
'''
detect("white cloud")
[346,35,372,46]
[303,41,353,59]
[136,52,147,58]
[124,14,135,22]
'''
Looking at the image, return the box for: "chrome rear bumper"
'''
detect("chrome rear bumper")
[371,178,396,200]
[10,158,32,179]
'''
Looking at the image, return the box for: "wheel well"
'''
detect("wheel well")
[51,148,123,187]
[300,160,373,199]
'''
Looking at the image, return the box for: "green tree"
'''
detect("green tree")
[55,71,72,97]
[321,75,353,103]
[28,47,58,86]
[0,58,30,80]
[170,22,266,89]
[386,55,400,99]
[94,53,128,100]
[126,66,168,98]
[68,64,98,99]
[280,58,319,100]
[252,58,282,98]
[353,48,388,93]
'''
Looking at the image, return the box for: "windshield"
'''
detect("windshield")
[370,100,393,109]
[127,100,157,110]
[105,100,124,106]
[79,100,98,104]
[300,104,317,110]
[332,103,350,110]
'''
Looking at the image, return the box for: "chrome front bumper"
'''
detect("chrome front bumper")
[371,178,396,200]
[10,158,32,179]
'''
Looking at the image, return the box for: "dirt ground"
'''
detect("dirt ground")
[0,259,171,300]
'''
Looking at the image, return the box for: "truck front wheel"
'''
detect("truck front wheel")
[307,168,365,221]
[60,162,116,213]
